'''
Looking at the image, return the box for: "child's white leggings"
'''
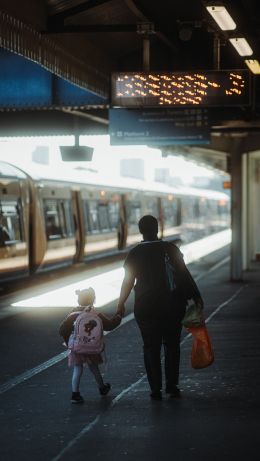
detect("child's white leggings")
[72,363,104,392]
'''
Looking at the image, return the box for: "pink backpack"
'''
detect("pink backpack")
[68,309,104,355]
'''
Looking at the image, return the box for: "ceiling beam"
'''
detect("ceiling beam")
[45,24,139,34]
[48,0,111,21]
[125,0,178,51]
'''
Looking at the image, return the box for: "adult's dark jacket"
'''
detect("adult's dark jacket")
[124,240,201,309]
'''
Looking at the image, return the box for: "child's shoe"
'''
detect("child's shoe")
[99,383,111,396]
[71,392,84,403]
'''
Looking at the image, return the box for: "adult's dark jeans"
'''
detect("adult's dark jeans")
[134,292,186,393]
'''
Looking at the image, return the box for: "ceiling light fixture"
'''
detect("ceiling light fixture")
[229,38,253,56]
[206,5,236,31]
[245,59,260,74]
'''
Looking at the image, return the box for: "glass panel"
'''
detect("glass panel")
[44,199,74,240]
[87,201,99,233]
[194,198,200,218]
[162,198,180,227]
[146,197,159,218]
[62,201,74,237]
[0,200,22,246]
[108,201,119,230]
[83,201,91,233]
[127,201,142,229]
[98,204,110,231]
[44,200,63,240]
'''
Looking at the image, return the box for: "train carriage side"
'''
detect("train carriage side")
[33,178,230,270]
[0,160,231,282]
[0,162,31,282]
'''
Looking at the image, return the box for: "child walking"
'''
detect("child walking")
[59,287,122,403]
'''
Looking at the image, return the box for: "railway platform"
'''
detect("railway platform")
[0,254,260,461]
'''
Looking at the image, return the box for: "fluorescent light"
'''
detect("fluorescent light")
[206,5,236,31]
[229,38,253,56]
[245,59,260,74]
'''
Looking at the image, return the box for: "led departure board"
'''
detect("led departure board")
[111,70,250,107]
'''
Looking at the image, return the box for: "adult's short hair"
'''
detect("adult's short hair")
[138,215,158,235]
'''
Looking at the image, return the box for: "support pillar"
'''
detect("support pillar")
[230,137,244,281]
[143,36,150,72]
[213,34,221,70]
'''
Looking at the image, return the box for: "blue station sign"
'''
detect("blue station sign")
[109,108,210,146]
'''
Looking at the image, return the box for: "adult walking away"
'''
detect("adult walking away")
[117,215,203,400]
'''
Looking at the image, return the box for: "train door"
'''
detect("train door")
[81,190,120,258]
[40,185,76,269]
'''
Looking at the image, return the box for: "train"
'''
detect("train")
[0,160,230,283]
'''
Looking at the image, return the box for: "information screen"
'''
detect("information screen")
[111,70,251,107]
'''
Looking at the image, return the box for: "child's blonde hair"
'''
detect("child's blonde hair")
[75,287,95,307]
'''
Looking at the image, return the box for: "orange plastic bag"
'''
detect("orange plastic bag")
[188,325,214,369]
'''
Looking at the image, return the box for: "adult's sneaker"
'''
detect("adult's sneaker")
[166,385,181,398]
[71,392,84,403]
[150,391,162,401]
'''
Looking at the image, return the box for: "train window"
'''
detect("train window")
[44,199,74,240]
[62,201,74,237]
[194,199,200,218]
[218,200,227,215]
[162,201,172,226]
[108,201,119,230]
[84,200,119,234]
[162,198,181,227]
[83,201,91,233]
[44,201,63,240]
[127,201,142,228]
[145,197,158,218]
[180,197,191,223]
[86,201,99,233]
[98,204,110,232]
[176,198,182,226]
[0,200,23,246]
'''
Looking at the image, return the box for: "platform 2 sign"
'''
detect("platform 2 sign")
[111,70,251,108]
[109,108,210,146]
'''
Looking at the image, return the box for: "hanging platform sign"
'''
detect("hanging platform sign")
[109,108,210,146]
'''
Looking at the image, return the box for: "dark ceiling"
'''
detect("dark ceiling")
[1,0,260,107]
[45,0,260,74]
